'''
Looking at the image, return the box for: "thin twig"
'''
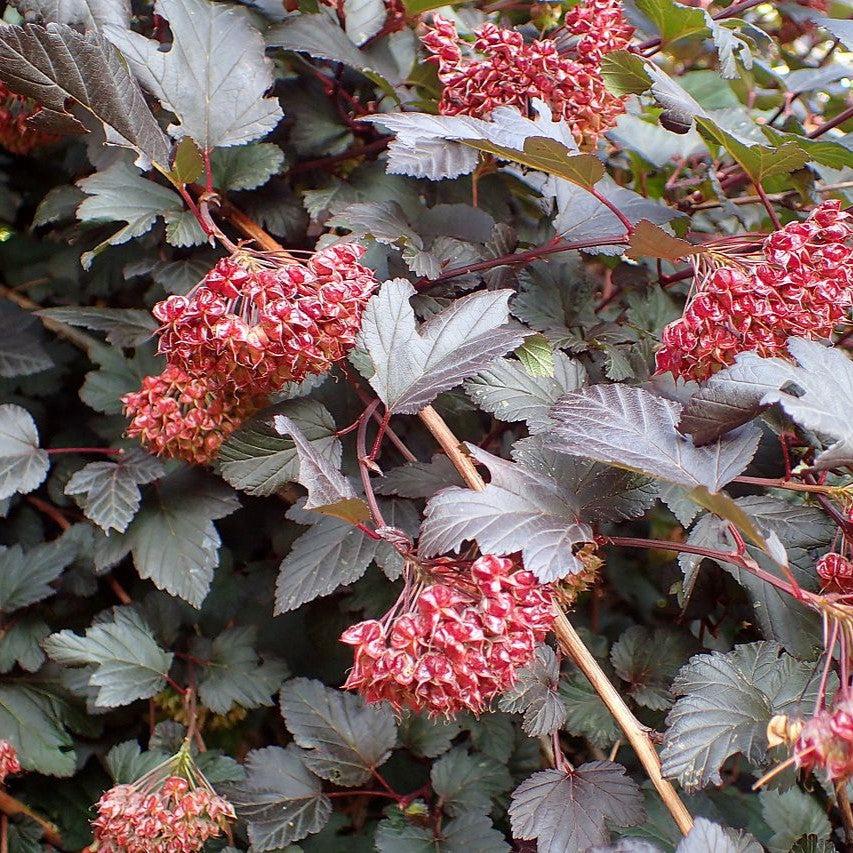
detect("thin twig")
[836,779,853,846]
[754,183,782,230]
[0,791,63,849]
[808,104,853,139]
[733,475,840,495]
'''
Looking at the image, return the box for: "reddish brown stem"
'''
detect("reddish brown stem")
[26,496,71,531]
[47,446,123,457]
[288,137,391,175]
[809,105,853,138]
[0,792,62,849]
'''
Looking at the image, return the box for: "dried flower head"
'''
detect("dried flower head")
[656,201,853,381]
[421,1,633,147]
[0,82,59,155]
[817,553,853,594]
[0,740,21,784]
[122,365,264,464]
[792,696,853,781]
[341,554,555,717]
[92,747,235,853]
[153,244,377,394]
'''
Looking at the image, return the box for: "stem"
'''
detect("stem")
[552,611,694,835]
[733,475,838,495]
[327,789,400,800]
[588,186,634,235]
[0,815,6,853]
[684,181,853,211]
[288,137,391,175]
[836,779,853,846]
[415,234,629,288]
[754,183,782,230]
[808,104,853,139]
[26,496,71,531]
[357,400,387,529]
[107,576,132,606]
[0,791,63,849]
[416,406,693,836]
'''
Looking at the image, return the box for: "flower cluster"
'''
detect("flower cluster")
[817,553,853,594]
[93,775,235,853]
[122,366,264,464]
[124,244,376,463]
[341,555,554,717]
[0,740,21,784]
[421,0,633,148]
[793,697,853,781]
[0,82,58,155]
[656,201,853,382]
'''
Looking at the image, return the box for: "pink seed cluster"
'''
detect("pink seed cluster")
[123,244,376,463]
[817,553,853,594]
[656,201,853,382]
[421,0,633,148]
[0,740,21,784]
[340,555,555,717]
[795,697,853,781]
[92,776,235,853]
[122,365,264,464]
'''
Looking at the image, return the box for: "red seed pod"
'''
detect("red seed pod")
[656,201,853,381]
[0,740,21,784]
[0,82,60,155]
[421,1,633,149]
[340,555,555,717]
[816,553,853,593]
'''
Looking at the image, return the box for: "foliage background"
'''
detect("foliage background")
[0,0,849,849]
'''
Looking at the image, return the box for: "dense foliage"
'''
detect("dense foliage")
[0,0,849,849]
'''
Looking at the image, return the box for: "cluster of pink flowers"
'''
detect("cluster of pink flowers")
[794,697,853,781]
[123,244,376,463]
[421,0,633,148]
[0,740,21,784]
[0,82,58,155]
[93,775,235,853]
[656,201,853,382]
[817,553,853,593]
[340,555,555,717]
[122,365,264,465]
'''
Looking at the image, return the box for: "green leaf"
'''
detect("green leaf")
[0,404,49,500]
[661,642,827,791]
[168,137,204,185]
[37,306,157,348]
[211,143,286,191]
[677,818,763,853]
[194,626,288,715]
[760,788,831,853]
[9,0,130,30]
[463,352,586,433]
[499,645,567,736]
[219,400,341,498]
[275,513,378,613]
[636,0,709,46]
[430,747,512,817]
[560,670,621,749]
[65,448,165,534]
[115,470,239,608]
[375,811,511,853]
[515,334,554,377]
[279,677,396,787]
[695,117,810,183]
[228,745,332,851]
[0,303,52,378]
[0,529,80,612]
[104,0,282,148]
[76,162,184,267]
[0,23,172,168]
[761,127,853,170]
[398,713,463,759]
[0,617,49,673]
[600,51,653,97]
[610,627,692,710]
[0,684,76,776]
[105,740,169,784]
[43,608,174,707]
[509,763,644,851]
